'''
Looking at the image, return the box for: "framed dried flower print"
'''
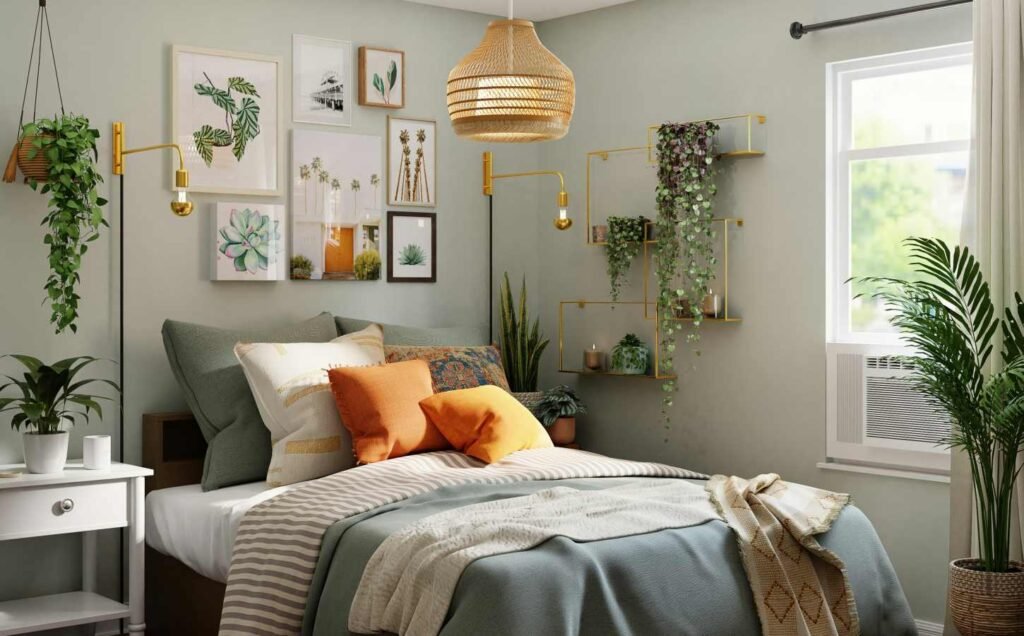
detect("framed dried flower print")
[359,47,405,109]
[387,116,436,208]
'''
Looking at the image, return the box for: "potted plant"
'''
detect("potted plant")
[611,333,650,375]
[534,385,587,445]
[16,116,108,335]
[858,237,1024,635]
[499,273,549,395]
[605,215,647,301]
[354,249,381,280]
[0,355,119,474]
[291,255,313,280]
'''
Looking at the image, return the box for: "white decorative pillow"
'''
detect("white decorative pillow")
[235,324,385,486]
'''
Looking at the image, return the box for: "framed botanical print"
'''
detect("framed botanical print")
[387,116,436,208]
[359,47,405,108]
[293,35,353,127]
[172,45,282,196]
[387,211,436,283]
[212,203,287,281]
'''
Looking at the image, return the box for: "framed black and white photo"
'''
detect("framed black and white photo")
[387,116,436,207]
[293,35,352,127]
[387,211,436,283]
[172,45,282,196]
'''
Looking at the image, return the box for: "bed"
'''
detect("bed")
[142,412,918,636]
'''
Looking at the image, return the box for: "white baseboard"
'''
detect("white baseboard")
[916,619,944,636]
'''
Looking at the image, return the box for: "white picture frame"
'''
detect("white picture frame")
[293,35,353,127]
[387,116,436,208]
[172,45,282,196]
[212,203,287,281]
[291,130,383,281]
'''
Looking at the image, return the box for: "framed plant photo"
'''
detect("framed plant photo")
[293,35,353,127]
[212,203,287,281]
[359,47,405,109]
[172,45,282,196]
[387,116,436,207]
[387,211,436,283]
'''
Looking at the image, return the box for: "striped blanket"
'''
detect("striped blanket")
[219,447,705,636]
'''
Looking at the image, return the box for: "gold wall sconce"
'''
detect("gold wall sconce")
[112,122,193,216]
[482,151,571,230]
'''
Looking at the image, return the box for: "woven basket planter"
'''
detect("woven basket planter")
[512,391,543,414]
[949,558,1024,636]
[17,134,52,182]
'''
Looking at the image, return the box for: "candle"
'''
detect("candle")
[584,344,603,370]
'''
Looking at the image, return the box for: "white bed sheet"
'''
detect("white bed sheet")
[146,481,294,583]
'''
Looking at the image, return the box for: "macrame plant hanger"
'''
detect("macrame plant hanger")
[4,0,66,183]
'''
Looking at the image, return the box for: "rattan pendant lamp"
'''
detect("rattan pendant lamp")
[447,0,575,142]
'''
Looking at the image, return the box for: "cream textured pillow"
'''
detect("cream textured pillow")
[235,324,385,486]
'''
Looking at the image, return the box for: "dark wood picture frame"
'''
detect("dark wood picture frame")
[387,211,436,283]
[358,46,405,109]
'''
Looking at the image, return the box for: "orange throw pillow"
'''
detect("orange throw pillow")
[419,385,553,464]
[328,360,450,464]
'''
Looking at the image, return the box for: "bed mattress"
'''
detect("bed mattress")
[146,481,293,582]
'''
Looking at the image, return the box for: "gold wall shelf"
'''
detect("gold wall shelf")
[558,300,676,380]
[586,113,765,245]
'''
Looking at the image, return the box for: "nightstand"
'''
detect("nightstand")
[0,462,152,635]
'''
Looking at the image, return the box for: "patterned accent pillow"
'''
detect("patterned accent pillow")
[384,345,511,393]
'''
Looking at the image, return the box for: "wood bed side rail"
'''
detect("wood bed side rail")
[142,412,206,493]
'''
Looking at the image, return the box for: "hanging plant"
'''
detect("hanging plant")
[654,121,720,421]
[24,115,108,334]
[604,215,647,300]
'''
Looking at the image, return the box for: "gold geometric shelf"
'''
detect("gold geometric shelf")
[557,300,676,380]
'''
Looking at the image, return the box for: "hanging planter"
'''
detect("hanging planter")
[14,133,53,182]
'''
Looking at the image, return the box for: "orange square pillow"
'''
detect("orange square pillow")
[328,359,451,464]
[419,385,553,464]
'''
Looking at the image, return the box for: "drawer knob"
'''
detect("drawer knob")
[60,498,74,513]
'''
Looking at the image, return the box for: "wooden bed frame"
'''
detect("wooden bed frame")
[142,412,224,636]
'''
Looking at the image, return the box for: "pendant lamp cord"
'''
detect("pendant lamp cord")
[508,0,514,19]
[17,0,65,136]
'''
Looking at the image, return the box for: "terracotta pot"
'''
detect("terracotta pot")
[949,558,1024,636]
[547,417,575,445]
[17,134,53,182]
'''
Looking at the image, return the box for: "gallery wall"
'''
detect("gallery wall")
[534,0,971,624]
[0,0,541,606]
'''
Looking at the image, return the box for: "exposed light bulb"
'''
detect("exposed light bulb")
[177,190,188,204]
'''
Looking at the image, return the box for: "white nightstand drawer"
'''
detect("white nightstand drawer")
[0,480,127,540]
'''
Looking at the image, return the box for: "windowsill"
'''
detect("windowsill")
[817,461,950,484]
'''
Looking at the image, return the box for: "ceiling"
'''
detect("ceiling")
[402,0,637,22]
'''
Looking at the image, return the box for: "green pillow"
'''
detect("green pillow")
[336,316,488,346]
[161,313,339,490]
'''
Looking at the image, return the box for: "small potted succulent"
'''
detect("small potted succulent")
[290,255,313,280]
[534,385,587,445]
[611,333,650,375]
[0,355,118,474]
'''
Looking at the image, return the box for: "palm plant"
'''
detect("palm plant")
[499,273,549,392]
[0,355,118,434]
[330,178,341,218]
[299,164,311,214]
[351,179,361,215]
[370,174,380,207]
[857,237,1024,573]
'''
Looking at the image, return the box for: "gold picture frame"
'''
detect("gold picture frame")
[387,116,436,208]
[359,47,405,109]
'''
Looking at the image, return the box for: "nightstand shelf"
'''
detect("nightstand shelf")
[0,591,130,636]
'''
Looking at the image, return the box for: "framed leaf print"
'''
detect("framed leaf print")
[387,116,436,208]
[359,47,405,109]
[173,45,282,196]
[293,35,353,127]
[387,211,436,283]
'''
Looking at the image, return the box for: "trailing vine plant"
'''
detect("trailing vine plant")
[654,121,720,425]
[604,215,647,300]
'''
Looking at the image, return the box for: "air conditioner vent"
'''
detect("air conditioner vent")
[865,355,917,371]
[865,376,950,444]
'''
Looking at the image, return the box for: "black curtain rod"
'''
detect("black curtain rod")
[790,0,972,39]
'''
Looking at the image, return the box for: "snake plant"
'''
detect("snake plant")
[499,273,549,392]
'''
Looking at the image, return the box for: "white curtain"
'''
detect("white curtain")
[949,1,1024,633]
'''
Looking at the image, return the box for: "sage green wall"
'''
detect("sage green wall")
[533,0,971,624]
[0,0,540,614]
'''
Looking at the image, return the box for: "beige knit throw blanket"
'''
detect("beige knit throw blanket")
[706,474,859,636]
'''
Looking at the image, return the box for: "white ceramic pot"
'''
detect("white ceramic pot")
[22,431,70,474]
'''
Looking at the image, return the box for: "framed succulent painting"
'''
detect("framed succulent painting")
[387,116,436,208]
[387,211,436,283]
[359,47,404,109]
[173,45,282,196]
[212,203,287,281]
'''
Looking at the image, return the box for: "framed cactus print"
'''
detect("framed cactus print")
[387,211,436,283]
[212,203,287,281]
[173,45,282,196]
[387,116,436,208]
[359,47,404,109]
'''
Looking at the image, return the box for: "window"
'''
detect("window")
[825,44,971,475]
